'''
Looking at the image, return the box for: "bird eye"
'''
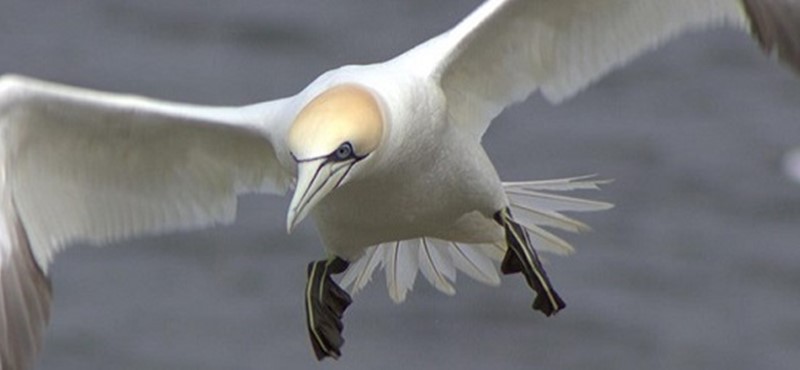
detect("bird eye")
[333,142,354,160]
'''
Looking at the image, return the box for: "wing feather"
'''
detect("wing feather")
[0,186,52,370]
[743,0,800,73]
[403,0,800,138]
[0,74,291,368]
[0,75,292,270]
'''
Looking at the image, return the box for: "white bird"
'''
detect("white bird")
[1,0,799,367]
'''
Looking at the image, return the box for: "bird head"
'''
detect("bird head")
[286,84,384,232]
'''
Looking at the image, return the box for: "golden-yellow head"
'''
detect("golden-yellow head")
[288,84,384,160]
[286,84,385,232]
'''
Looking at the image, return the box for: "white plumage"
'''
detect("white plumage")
[340,176,612,302]
[1,0,799,367]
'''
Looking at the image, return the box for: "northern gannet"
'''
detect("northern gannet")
[1,0,799,367]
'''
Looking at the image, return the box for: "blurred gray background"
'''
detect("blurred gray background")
[2,0,800,369]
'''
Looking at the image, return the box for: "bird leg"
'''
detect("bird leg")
[305,256,352,360]
[494,208,566,316]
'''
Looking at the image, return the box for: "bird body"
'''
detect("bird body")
[313,130,506,259]
[305,70,507,258]
[2,0,800,367]
[268,59,509,258]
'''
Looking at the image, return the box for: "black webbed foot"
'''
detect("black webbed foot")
[305,257,352,360]
[494,208,566,316]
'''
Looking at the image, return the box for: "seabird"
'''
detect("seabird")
[1,0,799,367]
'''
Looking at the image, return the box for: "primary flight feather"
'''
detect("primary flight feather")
[1,0,799,367]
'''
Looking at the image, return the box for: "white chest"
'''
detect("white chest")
[311,134,505,258]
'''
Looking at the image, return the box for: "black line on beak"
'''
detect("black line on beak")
[333,161,356,189]
[295,161,326,212]
[302,160,352,212]
[292,152,329,163]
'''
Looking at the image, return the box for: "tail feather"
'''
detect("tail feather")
[505,175,614,212]
[514,221,576,256]
[340,175,612,302]
[506,191,613,212]
[339,244,383,296]
[417,238,456,296]
[503,174,612,191]
[447,241,502,286]
[510,202,591,233]
[384,241,418,303]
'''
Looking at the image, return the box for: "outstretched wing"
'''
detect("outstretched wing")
[401,0,800,139]
[0,75,292,370]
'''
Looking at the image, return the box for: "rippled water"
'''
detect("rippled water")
[2,1,800,369]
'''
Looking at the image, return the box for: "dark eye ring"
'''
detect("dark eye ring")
[333,142,354,160]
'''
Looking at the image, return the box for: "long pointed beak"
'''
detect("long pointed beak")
[286,158,353,233]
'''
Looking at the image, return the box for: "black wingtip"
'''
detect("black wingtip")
[1,203,54,370]
[742,0,800,74]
